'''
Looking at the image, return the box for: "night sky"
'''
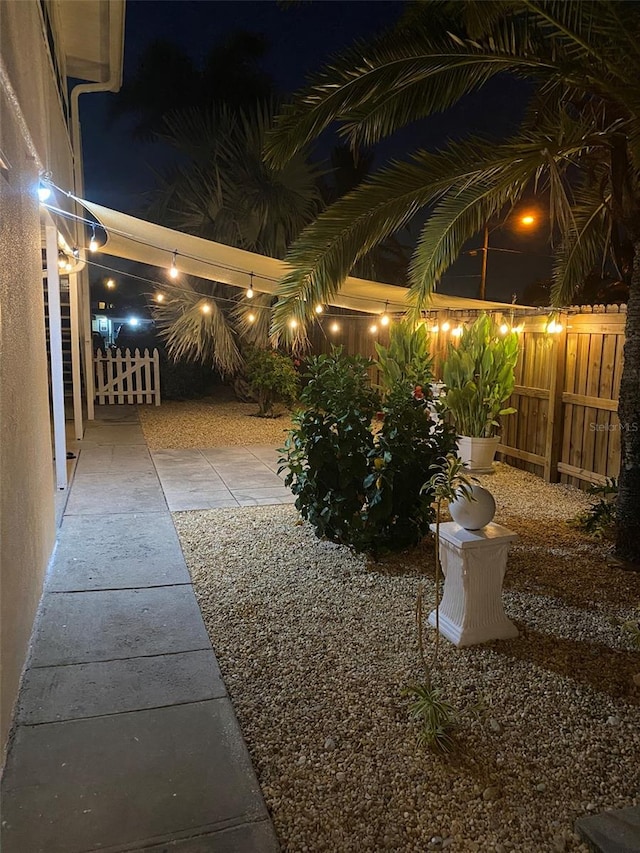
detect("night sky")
[81,0,552,305]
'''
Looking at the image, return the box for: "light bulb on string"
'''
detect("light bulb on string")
[369,324,378,335]
[169,251,179,279]
[89,226,98,253]
[155,293,164,303]
[58,252,67,270]
[431,323,440,333]
[499,323,510,335]
[65,260,73,272]
[330,322,340,333]
[201,302,211,314]
[289,318,298,329]
[380,302,390,326]
[247,313,256,324]
[315,304,323,314]
[451,325,463,338]
[106,279,115,289]
[246,273,254,299]
[441,321,451,332]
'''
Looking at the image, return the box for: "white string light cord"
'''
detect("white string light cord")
[42,186,563,334]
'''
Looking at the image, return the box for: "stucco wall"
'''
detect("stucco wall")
[0,0,75,758]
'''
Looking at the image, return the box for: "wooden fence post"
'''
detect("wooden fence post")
[544,316,567,482]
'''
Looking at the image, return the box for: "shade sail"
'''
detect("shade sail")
[75,198,529,314]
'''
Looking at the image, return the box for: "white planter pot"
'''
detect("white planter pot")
[457,435,500,474]
[449,484,496,530]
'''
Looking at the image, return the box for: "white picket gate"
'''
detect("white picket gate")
[94,348,161,406]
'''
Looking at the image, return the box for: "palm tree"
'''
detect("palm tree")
[151,102,322,374]
[263,1,640,566]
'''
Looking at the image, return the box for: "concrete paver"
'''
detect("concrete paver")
[2,700,270,853]
[17,650,225,724]
[1,409,281,852]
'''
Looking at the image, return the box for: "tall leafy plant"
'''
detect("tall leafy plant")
[374,320,433,398]
[442,315,518,438]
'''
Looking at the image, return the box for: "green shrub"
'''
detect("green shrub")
[569,477,618,539]
[280,347,456,553]
[244,346,299,417]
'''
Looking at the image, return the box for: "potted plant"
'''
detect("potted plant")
[441,315,519,472]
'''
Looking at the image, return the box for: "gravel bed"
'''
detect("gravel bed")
[173,464,640,853]
[138,396,293,449]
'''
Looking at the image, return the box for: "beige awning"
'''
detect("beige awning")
[75,198,529,315]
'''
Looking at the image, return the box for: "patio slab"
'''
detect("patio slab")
[47,512,190,590]
[1,700,269,853]
[81,423,147,445]
[576,804,640,852]
[17,650,225,725]
[75,445,156,475]
[65,470,167,515]
[30,586,211,667]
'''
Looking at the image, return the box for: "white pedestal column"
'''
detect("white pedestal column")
[428,521,518,647]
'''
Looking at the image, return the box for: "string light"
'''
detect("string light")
[201,302,211,314]
[89,226,98,252]
[64,259,73,272]
[330,322,340,333]
[247,312,256,323]
[431,324,440,333]
[380,301,390,326]
[169,250,178,279]
[515,323,525,333]
[546,319,562,334]
[315,304,323,314]
[369,324,378,334]
[441,321,451,332]
[57,252,67,269]
[499,323,509,335]
[106,278,115,289]
[289,318,298,329]
[155,293,164,302]
[246,272,254,299]
[451,325,463,338]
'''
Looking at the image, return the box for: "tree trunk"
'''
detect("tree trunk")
[615,239,640,566]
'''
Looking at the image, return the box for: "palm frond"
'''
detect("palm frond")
[153,283,242,377]
[551,194,610,306]
[231,292,273,347]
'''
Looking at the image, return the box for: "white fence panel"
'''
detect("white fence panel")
[94,348,161,406]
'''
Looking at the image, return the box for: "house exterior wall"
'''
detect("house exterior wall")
[0,0,76,758]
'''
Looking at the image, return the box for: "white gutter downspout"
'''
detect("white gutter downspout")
[69,0,126,423]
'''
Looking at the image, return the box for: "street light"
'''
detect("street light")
[474,211,539,299]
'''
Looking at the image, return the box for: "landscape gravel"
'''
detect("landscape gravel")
[139,396,294,449]
[173,464,640,853]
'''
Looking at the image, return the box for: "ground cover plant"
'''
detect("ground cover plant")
[280,347,457,553]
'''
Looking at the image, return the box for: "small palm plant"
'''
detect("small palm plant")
[404,454,474,751]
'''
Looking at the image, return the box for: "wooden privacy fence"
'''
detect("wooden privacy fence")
[308,304,627,489]
[94,348,161,406]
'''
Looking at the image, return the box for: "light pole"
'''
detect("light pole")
[475,213,539,300]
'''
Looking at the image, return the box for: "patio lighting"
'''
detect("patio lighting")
[247,312,256,323]
[169,250,179,279]
[431,324,440,333]
[452,325,464,337]
[520,213,536,227]
[58,252,67,269]
[106,279,115,289]
[315,304,323,314]
[155,293,164,302]
[246,273,254,299]
[37,182,51,202]
[89,226,99,252]
[546,319,562,334]
[499,323,509,334]
[380,301,390,326]
[201,303,211,314]
[289,318,298,329]
[515,323,525,333]
[441,321,451,332]
[330,322,340,333]
[369,324,378,334]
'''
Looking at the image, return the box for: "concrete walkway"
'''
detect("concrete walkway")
[1,407,279,852]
